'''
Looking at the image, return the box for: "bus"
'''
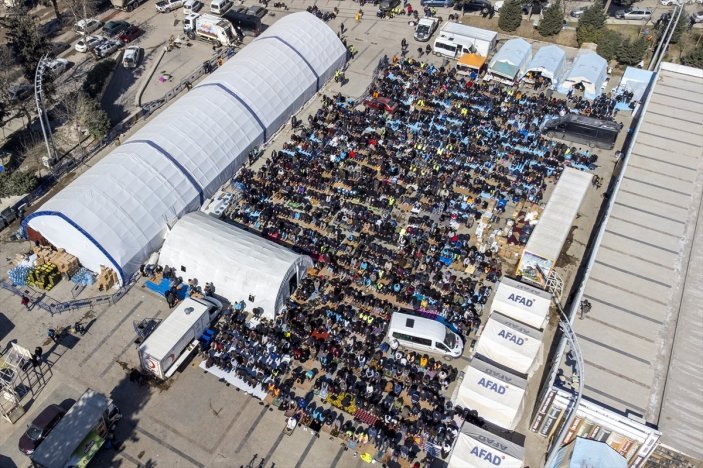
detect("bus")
[541,113,622,150]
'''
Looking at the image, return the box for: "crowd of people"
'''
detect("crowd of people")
[197,57,619,463]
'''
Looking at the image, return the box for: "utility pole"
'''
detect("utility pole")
[34,54,57,170]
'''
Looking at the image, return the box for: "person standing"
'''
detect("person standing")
[21,295,30,310]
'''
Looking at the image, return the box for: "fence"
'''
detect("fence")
[0,271,141,316]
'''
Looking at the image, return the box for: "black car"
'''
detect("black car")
[380,0,401,12]
[102,20,131,37]
[18,404,66,455]
[8,83,33,103]
[454,0,493,14]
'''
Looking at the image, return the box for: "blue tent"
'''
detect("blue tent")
[557,52,608,100]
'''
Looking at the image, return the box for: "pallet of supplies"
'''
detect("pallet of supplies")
[97,265,119,292]
[26,263,60,291]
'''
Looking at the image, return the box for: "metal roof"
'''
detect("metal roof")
[439,21,497,42]
[31,389,109,467]
[567,63,703,460]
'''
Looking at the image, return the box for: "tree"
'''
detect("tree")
[0,170,39,197]
[576,1,607,45]
[76,93,111,140]
[537,0,564,36]
[596,29,622,61]
[669,9,689,45]
[682,45,703,68]
[65,0,97,24]
[499,0,523,32]
[617,36,648,66]
[48,0,62,20]
[0,10,51,80]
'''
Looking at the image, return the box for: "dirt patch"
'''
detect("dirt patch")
[558,224,580,267]
[460,16,578,48]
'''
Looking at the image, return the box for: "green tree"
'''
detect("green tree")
[617,36,648,66]
[682,45,703,69]
[499,0,523,32]
[537,0,564,36]
[576,1,607,45]
[0,170,39,197]
[0,11,50,80]
[669,9,689,45]
[596,29,622,61]
[83,59,116,98]
[76,94,111,140]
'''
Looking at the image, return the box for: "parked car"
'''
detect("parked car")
[614,7,652,20]
[454,0,493,14]
[156,0,184,12]
[18,404,66,456]
[692,10,703,22]
[48,41,71,56]
[38,18,66,38]
[246,5,267,17]
[102,20,131,37]
[365,97,399,114]
[183,0,203,13]
[379,0,401,11]
[75,35,104,53]
[122,46,143,68]
[74,18,103,35]
[94,39,122,58]
[659,0,679,5]
[44,58,70,79]
[8,83,33,103]
[420,0,453,7]
[118,25,144,43]
[414,16,439,41]
[570,5,588,17]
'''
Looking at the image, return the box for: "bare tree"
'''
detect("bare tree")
[65,0,98,23]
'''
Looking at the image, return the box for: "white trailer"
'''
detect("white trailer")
[432,22,497,59]
[138,296,222,380]
[183,13,238,46]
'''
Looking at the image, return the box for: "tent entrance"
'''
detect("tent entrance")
[288,274,298,295]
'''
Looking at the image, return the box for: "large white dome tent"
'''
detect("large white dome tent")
[158,212,314,319]
[24,12,346,284]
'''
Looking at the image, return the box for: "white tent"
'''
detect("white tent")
[517,167,592,288]
[448,422,524,468]
[557,52,608,100]
[615,66,654,102]
[488,38,532,82]
[158,212,313,319]
[524,44,566,87]
[454,358,527,430]
[475,312,544,377]
[490,277,552,330]
[24,12,346,285]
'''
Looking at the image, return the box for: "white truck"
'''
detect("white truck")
[183,13,238,46]
[432,22,498,59]
[111,0,147,11]
[138,296,222,380]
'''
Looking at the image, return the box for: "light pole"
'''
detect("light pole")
[34,54,57,170]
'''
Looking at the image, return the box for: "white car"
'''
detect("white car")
[659,0,679,5]
[183,0,203,14]
[94,39,122,58]
[74,18,103,35]
[122,46,143,68]
[692,10,703,22]
[75,35,104,53]
[44,58,70,79]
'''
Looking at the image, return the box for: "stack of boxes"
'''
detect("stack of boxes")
[97,265,119,292]
[33,246,80,277]
[27,263,60,290]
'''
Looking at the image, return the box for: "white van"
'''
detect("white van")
[210,0,233,15]
[386,312,464,358]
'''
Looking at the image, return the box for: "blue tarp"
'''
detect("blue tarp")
[567,438,627,468]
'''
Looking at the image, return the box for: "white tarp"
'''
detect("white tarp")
[557,52,608,100]
[488,38,532,80]
[454,358,527,430]
[490,277,552,330]
[25,13,346,285]
[475,312,544,376]
[517,167,592,288]
[158,212,313,319]
[524,44,566,86]
[448,423,524,468]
